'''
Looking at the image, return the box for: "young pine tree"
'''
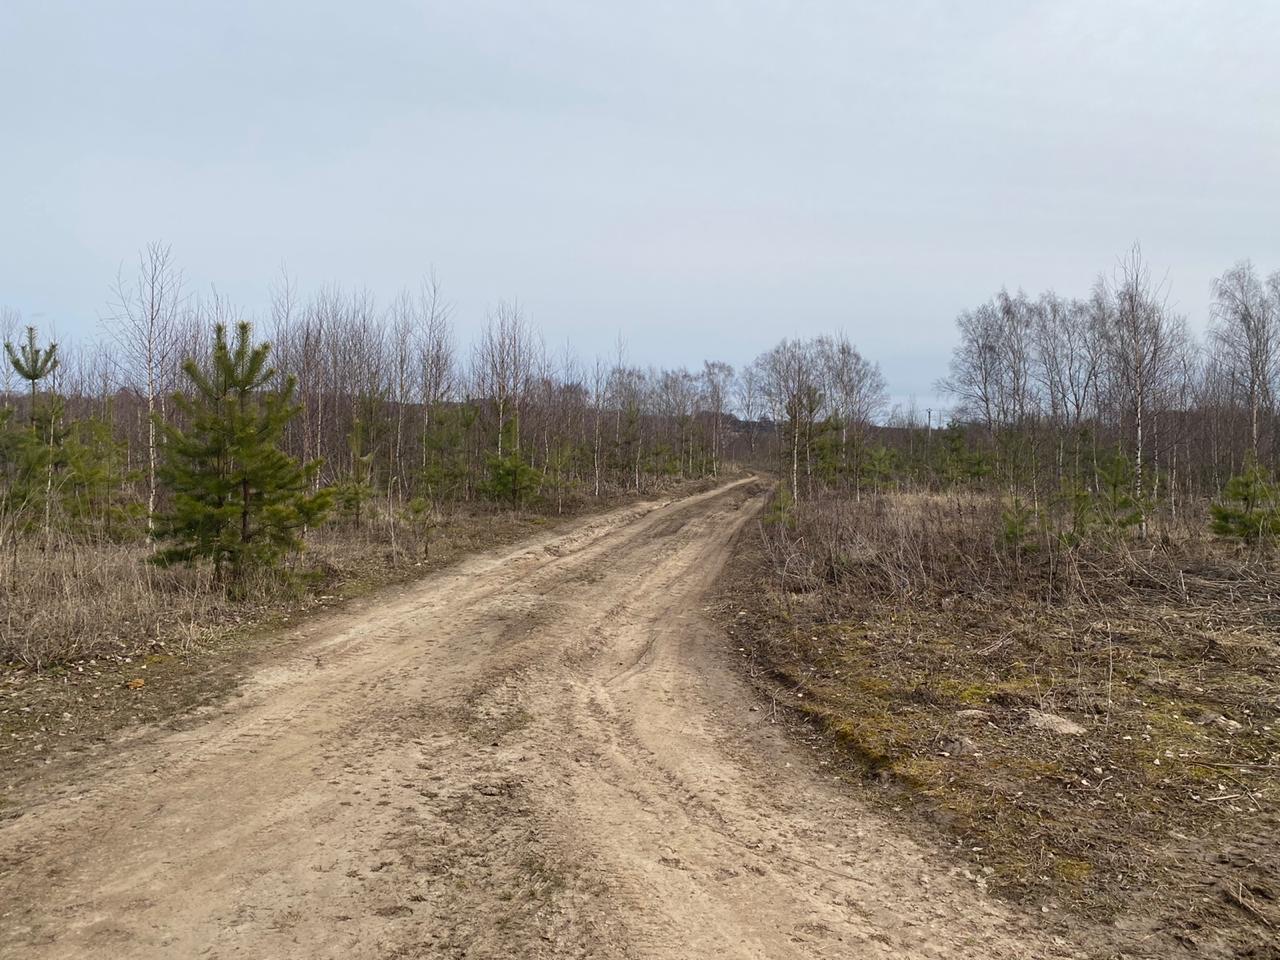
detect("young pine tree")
[419,403,476,507]
[154,322,331,581]
[4,326,61,547]
[861,444,896,495]
[1211,459,1279,544]
[1093,453,1145,536]
[335,418,374,525]
[60,415,143,541]
[1000,496,1038,554]
[481,419,541,509]
[483,448,541,509]
[4,326,58,427]
[0,407,47,541]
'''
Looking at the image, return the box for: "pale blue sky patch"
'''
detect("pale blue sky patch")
[2,1,1278,410]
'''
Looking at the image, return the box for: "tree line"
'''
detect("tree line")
[932,245,1280,541]
[9,239,1280,589]
[2,244,812,583]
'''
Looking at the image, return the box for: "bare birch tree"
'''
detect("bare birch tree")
[1211,260,1277,459]
[108,242,184,534]
[474,300,534,458]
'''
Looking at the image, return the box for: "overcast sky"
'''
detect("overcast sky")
[3,1,1278,410]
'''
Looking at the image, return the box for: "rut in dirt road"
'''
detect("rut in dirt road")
[0,479,1087,959]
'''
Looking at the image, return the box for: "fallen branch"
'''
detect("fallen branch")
[1185,761,1264,812]
[1226,881,1275,930]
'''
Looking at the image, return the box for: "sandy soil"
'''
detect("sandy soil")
[0,479,1091,959]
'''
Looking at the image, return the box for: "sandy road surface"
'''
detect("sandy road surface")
[0,479,1086,959]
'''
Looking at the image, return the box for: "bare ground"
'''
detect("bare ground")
[0,479,1094,959]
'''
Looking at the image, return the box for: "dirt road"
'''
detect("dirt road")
[0,479,1086,959]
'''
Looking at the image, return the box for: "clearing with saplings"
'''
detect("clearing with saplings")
[3,6,1279,957]
[1,246,1277,958]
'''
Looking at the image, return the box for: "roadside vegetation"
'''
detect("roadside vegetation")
[734,249,1280,956]
[0,245,752,673]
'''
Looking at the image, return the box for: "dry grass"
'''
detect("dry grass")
[1,534,350,670]
[2,540,248,668]
[728,490,1280,958]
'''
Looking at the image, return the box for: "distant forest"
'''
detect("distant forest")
[4,242,1280,570]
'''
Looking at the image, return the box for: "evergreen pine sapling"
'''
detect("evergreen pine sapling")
[541,441,578,515]
[1093,453,1145,536]
[336,418,374,525]
[1000,496,1038,554]
[480,418,541,509]
[1053,473,1094,546]
[861,444,895,495]
[4,326,59,546]
[60,415,143,541]
[4,326,58,427]
[154,322,331,581]
[419,404,476,507]
[812,416,844,488]
[1211,459,1280,544]
[0,407,48,543]
[482,448,541,509]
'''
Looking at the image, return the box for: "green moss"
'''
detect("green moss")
[1006,758,1065,779]
[827,711,913,772]
[892,756,948,791]
[1054,857,1093,882]
[851,674,894,697]
[1130,696,1233,783]
[934,677,1037,705]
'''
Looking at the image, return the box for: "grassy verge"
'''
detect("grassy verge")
[718,491,1279,959]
